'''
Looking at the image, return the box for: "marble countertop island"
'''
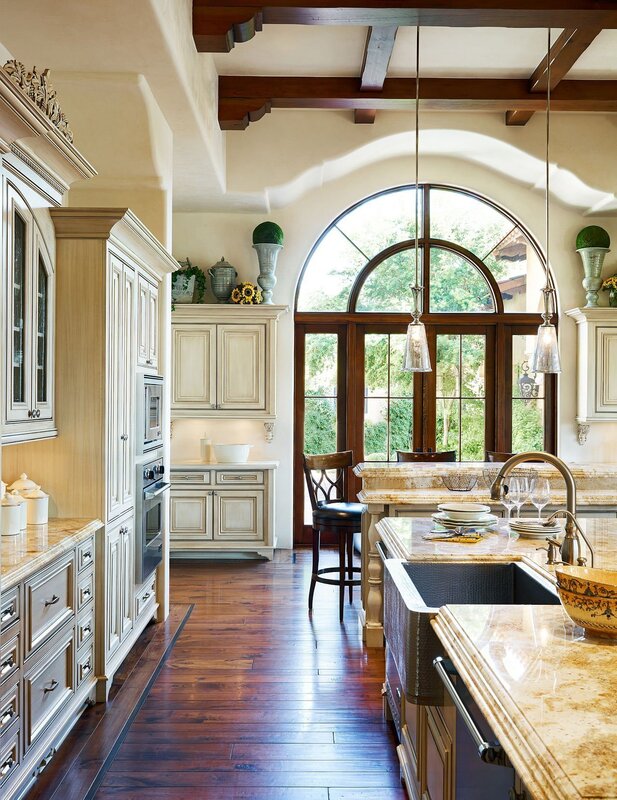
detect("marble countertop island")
[2,517,102,590]
[380,516,617,800]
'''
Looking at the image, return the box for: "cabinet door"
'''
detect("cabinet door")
[121,265,136,510]
[107,255,124,519]
[172,325,216,409]
[170,491,213,545]
[31,237,54,422]
[120,520,134,640]
[423,707,453,800]
[5,185,33,423]
[213,490,264,541]
[105,522,123,659]
[137,275,149,367]
[217,324,266,410]
[596,326,617,413]
[148,281,159,370]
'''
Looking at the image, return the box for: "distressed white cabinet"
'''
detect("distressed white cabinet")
[2,181,56,444]
[137,274,159,370]
[566,308,617,444]
[170,464,277,558]
[171,305,287,420]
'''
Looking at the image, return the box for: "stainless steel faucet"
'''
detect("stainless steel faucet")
[489,451,589,567]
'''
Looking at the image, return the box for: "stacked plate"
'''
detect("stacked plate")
[432,502,498,530]
[509,518,565,538]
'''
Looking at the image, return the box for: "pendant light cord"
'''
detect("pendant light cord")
[414,25,421,315]
[544,27,552,314]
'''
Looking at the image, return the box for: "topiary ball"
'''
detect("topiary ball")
[576,225,610,250]
[253,221,284,245]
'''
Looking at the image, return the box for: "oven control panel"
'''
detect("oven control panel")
[142,458,164,488]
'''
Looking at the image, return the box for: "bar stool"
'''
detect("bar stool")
[303,451,363,622]
[396,449,457,462]
[486,450,515,462]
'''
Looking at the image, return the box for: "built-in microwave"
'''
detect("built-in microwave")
[139,374,164,453]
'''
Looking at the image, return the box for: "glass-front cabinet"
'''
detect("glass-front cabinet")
[2,181,55,443]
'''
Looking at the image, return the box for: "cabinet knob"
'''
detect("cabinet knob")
[146,359,153,365]
[28,409,33,418]
[36,409,41,418]
[120,434,128,441]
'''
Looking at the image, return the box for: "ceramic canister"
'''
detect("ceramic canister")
[24,487,49,526]
[8,472,38,495]
[9,489,27,530]
[1,493,22,536]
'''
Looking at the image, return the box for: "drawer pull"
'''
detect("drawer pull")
[0,604,15,623]
[83,624,92,636]
[142,592,151,601]
[1,757,15,777]
[37,748,56,774]
[82,551,92,562]
[44,595,60,607]
[0,657,15,676]
[0,707,15,727]
[81,658,92,676]
[43,679,59,694]
[82,587,92,598]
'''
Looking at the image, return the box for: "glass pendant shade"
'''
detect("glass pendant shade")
[532,321,561,374]
[403,319,431,372]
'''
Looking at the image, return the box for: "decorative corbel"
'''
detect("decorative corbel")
[264,422,275,443]
[576,422,590,446]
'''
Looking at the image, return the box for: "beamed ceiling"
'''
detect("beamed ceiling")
[191,1,617,130]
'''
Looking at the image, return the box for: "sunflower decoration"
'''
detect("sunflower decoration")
[231,281,263,305]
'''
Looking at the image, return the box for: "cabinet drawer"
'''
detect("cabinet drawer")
[77,539,95,573]
[24,628,74,749]
[135,576,156,621]
[76,607,94,650]
[77,570,94,612]
[215,470,264,486]
[77,642,94,687]
[0,587,19,634]
[0,727,19,787]
[0,684,19,738]
[25,554,75,657]
[0,637,20,689]
[172,471,211,485]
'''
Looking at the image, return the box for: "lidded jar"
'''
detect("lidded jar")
[1,493,22,536]
[8,473,38,495]
[9,490,27,530]
[24,487,49,526]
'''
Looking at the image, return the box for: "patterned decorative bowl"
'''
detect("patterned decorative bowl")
[555,566,617,640]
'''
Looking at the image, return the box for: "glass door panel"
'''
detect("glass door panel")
[36,254,49,404]
[512,334,545,452]
[12,211,26,405]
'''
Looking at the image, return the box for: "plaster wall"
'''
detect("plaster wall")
[172,113,617,549]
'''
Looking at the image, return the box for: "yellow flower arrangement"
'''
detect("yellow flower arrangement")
[602,275,617,291]
[231,281,263,305]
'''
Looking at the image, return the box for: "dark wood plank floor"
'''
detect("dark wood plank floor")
[95,549,404,800]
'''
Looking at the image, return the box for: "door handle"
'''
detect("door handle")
[120,434,128,441]
[144,483,171,500]
[43,679,59,694]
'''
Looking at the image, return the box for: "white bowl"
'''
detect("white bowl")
[437,502,491,521]
[213,444,253,464]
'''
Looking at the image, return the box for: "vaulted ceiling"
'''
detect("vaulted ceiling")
[193,2,617,130]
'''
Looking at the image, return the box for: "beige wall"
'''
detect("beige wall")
[172,114,617,549]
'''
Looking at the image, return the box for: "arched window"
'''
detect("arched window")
[294,184,557,543]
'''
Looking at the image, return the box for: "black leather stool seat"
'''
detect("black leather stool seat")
[313,502,364,524]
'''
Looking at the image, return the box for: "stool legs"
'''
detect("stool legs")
[308,529,320,611]
[338,532,346,622]
[346,534,354,604]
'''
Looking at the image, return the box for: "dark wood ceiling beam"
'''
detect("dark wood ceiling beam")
[355,25,398,124]
[219,75,617,129]
[505,26,603,126]
[194,2,617,52]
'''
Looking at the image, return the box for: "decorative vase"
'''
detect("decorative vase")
[171,274,195,304]
[576,246,610,308]
[253,243,283,305]
[208,257,237,304]
[609,288,617,308]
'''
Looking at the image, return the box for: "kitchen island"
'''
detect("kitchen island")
[378,517,617,800]
[354,461,617,646]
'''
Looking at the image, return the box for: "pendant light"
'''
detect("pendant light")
[531,28,561,374]
[403,25,431,373]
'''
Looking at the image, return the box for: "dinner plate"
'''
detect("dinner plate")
[432,511,498,529]
[509,520,564,538]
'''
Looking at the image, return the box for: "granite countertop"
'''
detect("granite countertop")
[1,518,102,590]
[359,487,617,507]
[355,461,617,479]
[172,461,280,469]
[379,516,617,800]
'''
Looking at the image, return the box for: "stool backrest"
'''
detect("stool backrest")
[486,450,515,462]
[396,449,457,462]
[303,450,353,510]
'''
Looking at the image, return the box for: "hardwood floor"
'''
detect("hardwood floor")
[97,548,403,799]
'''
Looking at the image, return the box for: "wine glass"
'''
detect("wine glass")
[500,483,515,523]
[531,478,551,520]
[508,477,523,519]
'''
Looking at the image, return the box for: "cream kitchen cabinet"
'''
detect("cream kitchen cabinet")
[2,181,56,444]
[137,274,159,371]
[171,305,287,421]
[566,307,617,444]
[170,464,277,558]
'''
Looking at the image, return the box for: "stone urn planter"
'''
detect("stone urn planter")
[576,226,611,308]
[252,222,284,305]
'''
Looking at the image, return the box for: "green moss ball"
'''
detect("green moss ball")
[576,225,610,250]
[253,221,284,245]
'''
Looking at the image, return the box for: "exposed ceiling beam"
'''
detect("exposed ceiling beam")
[219,75,617,129]
[193,2,617,52]
[505,26,603,126]
[355,25,398,124]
